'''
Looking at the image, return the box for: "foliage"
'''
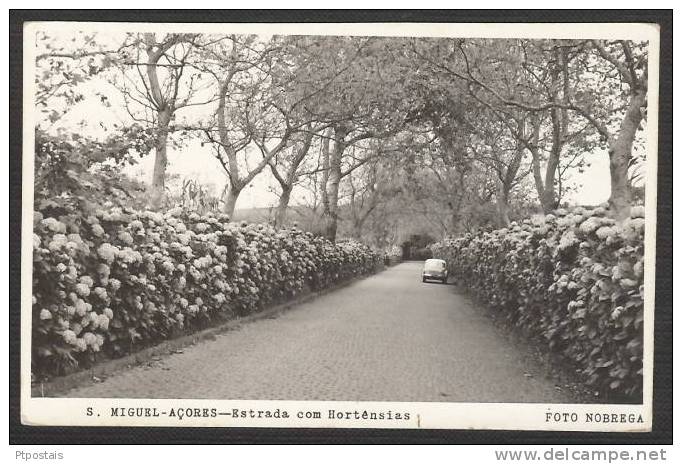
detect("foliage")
[36,32,649,238]
[383,245,403,266]
[35,31,121,123]
[34,128,151,219]
[401,233,436,261]
[431,205,645,401]
[165,177,223,215]
[32,207,381,377]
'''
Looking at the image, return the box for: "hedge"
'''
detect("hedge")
[32,207,381,377]
[431,206,645,401]
[383,245,402,266]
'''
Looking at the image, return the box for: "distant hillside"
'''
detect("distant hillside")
[232,205,321,229]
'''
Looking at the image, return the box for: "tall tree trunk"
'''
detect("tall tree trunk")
[526,44,568,215]
[352,221,364,240]
[321,126,346,242]
[529,146,546,207]
[323,161,341,241]
[541,146,560,213]
[496,183,511,227]
[448,208,461,236]
[539,49,566,214]
[223,184,241,217]
[498,144,524,226]
[271,129,315,228]
[525,117,556,214]
[608,90,645,221]
[274,185,292,227]
[150,108,171,208]
[527,117,561,214]
[319,128,331,217]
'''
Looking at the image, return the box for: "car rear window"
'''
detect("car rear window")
[424,260,445,271]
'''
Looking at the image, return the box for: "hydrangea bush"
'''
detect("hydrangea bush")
[32,207,381,377]
[384,245,402,266]
[431,206,645,401]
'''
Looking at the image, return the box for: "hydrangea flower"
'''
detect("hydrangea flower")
[48,234,68,252]
[75,338,87,352]
[118,231,134,245]
[622,217,645,239]
[97,243,119,263]
[93,287,108,299]
[145,211,164,223]
[579,217,602,235]
[62,329,77,345]
[119,248,142,264]
[75,283,90,297]
[558,230,579,250]
[75,299,87,316]
[595,226,616,240]
[178,233,191,245]
[39,309,52,320]
[97,314,110,330]
[83,332,97,347]
[41,217,67,233]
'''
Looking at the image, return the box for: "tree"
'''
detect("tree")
[34,31,123,125]
[415,39,582,214]
[344,158,402,239]
[267,125,317,227]
[113,32,206,208]
[584,40,648,220]
[296,37,418,240]
[421,38,647,220]
[199,35,333,217]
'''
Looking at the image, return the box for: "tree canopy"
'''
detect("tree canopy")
[34,32,649,244]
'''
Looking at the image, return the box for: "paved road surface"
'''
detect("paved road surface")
[63,262,571,402]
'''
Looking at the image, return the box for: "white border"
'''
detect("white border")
[20,21,661,431]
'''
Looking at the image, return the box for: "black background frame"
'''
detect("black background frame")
[9,9,673,445]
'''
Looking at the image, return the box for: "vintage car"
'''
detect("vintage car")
[422,258,448,284]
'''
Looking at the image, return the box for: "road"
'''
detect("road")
[62,262,572,402]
